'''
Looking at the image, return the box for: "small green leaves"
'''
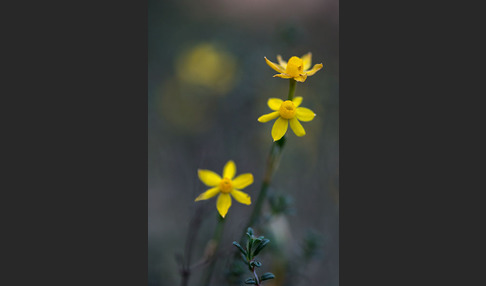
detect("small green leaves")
[243,228,271,261]
[260,272,275,281]
[269,193,294,215]
[233,227,275,284]
[252,238,270,256]
[233,241,247,256]
[302,230,322,261]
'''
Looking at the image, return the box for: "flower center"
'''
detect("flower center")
[279,100,296,119]
[286,56,304,77]
[219,177,233,193]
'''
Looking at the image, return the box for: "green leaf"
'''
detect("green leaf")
[245,278,257,284]
[247,227,254,237]
[252,239,270,256]
[251,239,261,255]
[260,272,275,281]
[246,239,253,260]
[232,241,247,256]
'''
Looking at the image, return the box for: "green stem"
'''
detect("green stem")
[201,214,226,286]
[247,138,285,228]
[247,78,294,228]
[253,267,261,286]
[227,79,295,285]
[288,79,296,100]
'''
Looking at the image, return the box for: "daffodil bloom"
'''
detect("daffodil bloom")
[195,160,253,218]
[258,97,316,141]
[264,53,323,82]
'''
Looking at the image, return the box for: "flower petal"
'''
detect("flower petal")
[271,117,288,141]
[296,107,316,122]
[231,189,251,205]
[267,98,283,111]
[292,96,303,107]
[264,57,285,73]
[289,117,306,137]
[258,111,279,123]
[223,160,236,179]
[216,193,232,218]
[294,73,307,82]
[273,73,292,79]
[195,187,220,201]
[198,169,222,186]
[276,55,287,69]
[232,173,254,189]
[305,63,323,76]
[302,52,312,71]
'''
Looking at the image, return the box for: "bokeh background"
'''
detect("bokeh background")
[148,0,338,285]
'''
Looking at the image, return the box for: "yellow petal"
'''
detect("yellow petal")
[264,57,285,73]
[231,189,251,205]
[276,55,287,69]
[296,107,316,122]
[232,173,254,189]
[267,98,283,111]
[305,63,323,76]
[273,73,292,79]
[302,52,312,71]
[271,117,288,141]
[198,169,222,186]
[292,96,303,107]
[195,187,220,201]
[289,117,306,137]
[258,111,279,123]
[216,193,232,218]
[223,160,236,180]
[294,73,307,82]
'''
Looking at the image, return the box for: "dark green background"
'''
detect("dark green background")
[149,0,339,285]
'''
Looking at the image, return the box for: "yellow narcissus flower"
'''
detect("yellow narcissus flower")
[195,160,253,218]
[258,97,316,141]
[264,53,323,82]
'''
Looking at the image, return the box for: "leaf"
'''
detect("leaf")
[260,272,275,281]
[253,239,270,256]
[233,241,247,256]
[245,278,257,284]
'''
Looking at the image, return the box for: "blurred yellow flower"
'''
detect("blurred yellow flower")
[176,43,237,95]
[195,160,253,218]
[258,97,316,141]
[264,53,323,82]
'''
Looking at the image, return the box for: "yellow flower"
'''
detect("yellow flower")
[264,52,323,82]
[195,160,253,218]
[258,97,316,141]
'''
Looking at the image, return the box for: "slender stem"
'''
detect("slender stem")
[246,139,284,228]
[227,78,296,285]
[201,214,226,286]
[180,206,204,286]
[288,79,296,100]
[246,79,295,230]
[253,267,261,286]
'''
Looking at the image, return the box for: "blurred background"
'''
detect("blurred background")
[148,0,338,285]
